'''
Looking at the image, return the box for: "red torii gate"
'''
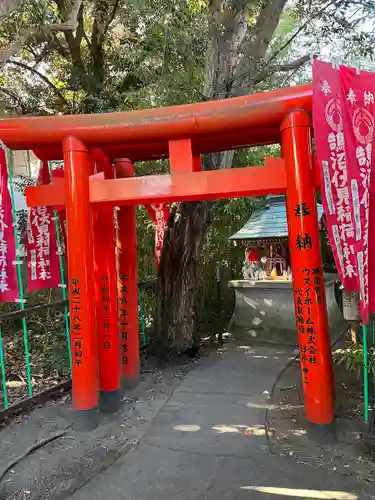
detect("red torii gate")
[0,83,335,432]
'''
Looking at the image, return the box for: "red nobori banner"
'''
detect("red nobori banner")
[145,203,170,268]
[26,161,60,292]
[371,99,375,318]
[51,167,67,254]
[313,60,358,291]
[339,65,375,322]
[0,147,18,302]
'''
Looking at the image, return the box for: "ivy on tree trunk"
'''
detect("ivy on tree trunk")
[152,201,209,358]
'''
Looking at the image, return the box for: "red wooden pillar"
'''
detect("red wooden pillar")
[281,110,334,427]
[114,159,140,387]
[168,139,201,173]
[193,155,202,172]
[91,149,120,413]
[63,136,98,430]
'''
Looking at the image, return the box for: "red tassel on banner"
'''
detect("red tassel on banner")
[0,147,18,302]
[145,203,170,268]
[26,161,60,292]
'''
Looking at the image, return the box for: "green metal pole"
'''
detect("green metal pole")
[0,327,9,409]
[6,149,32,396]
[363,323,369,423]
[47,162,71,369]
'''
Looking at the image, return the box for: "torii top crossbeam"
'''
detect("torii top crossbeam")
[0,84,312,161]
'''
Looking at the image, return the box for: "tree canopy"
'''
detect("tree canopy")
[0,0,373,117]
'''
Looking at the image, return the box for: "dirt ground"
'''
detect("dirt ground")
[0,349,203,500]
[1,336,375,500]
[266,349,375,487]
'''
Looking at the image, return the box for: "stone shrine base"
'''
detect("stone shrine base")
[228,274,347,345]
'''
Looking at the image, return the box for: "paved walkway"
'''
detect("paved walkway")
[68,341,372,500]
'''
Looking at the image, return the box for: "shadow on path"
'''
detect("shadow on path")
[68,341,374,500]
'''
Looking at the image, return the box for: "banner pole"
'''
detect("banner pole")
[363,323,369,422]
[0,327,9,408]
[6,149,32,397]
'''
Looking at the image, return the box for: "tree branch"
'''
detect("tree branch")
[49,0,83,31]
[207,0,224,27]
[27,42,52,66]
[0,0,83,68]
[0,0,23,21]
[0,86,25,110]
[225,0,341,96]
[251,54,310,85]
[0,26,36,67]
[51,0,95,94]
[7,60,69,106]
[203,0,248,99]
[50,32,71,59]
[75,2,85,47]
[104,0,121,34]
[0,86,51,115]
[90,0,121,90]
[230,0,288,94]
[247,0,288,64]
[266,0,341,66]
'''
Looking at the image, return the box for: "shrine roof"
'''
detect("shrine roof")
[229,195,323,241]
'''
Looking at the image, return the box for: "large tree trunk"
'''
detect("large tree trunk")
[152,201,209,358]
[152,151,234,358]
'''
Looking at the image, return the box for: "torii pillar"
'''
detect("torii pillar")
[63,137,98,431]
[114,159,140,388]
[91,149,121,413]
[282,110,334,431]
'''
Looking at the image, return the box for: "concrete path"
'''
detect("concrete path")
[68,342,372,500]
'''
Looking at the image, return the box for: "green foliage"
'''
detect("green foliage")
[196,199,253,332]
[295,0,375,58]
[334,343,375,379]
[28,310,70,377]
[0,0,208,114]
[0,0,373,115]
[0,281,71,404]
